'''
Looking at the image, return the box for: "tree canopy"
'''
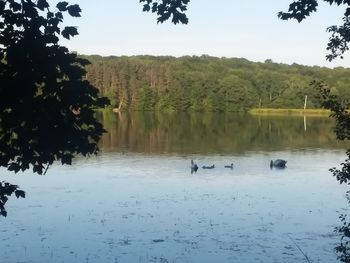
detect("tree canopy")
[0,0,109,175]
[83,54,350,112]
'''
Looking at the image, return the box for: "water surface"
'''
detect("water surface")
[0,112,348,263]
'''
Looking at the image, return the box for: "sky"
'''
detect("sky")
[60,0,350,68]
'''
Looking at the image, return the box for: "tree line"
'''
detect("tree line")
[83,55,350,112]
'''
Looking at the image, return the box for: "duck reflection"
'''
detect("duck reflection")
[0,181,25,217]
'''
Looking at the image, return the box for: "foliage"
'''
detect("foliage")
[310,81,350,262]
[83,55,350,112]
[319,87,350,141]
[0,181,25,217]
[0,1,109,175]
[140,0,189,24]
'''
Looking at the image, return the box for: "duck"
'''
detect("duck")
[270,159,287,168]
[224,163,234,169]
[202,164,215,169]
[191,160,198,172]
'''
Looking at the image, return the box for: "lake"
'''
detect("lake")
[0,112,349,263]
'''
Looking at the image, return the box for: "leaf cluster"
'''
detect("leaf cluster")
[316,81,350,141]
[140,0,189,24]
[0,181,25,217]
[335,212,350,262]
[312,83,350,256]
[0,1,109,174]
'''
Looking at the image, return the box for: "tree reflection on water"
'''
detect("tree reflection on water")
[98,111,347,154]
[0,181,25,217]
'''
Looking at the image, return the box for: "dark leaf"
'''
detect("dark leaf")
[56,1,69,11]
[15,190,25,199]
[143,4,150,12]
[0,210,7,217]
[37,0,49,11]
[33,165,43,175]
[8,163,20,173]
[67,4,82,17]
[62,154,73,165]
[9,1,22,12]
[61,26,79,39]
[1,196,8,204]
[345,7,350,17]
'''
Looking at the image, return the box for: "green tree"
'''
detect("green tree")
[84,55,350,112]
[0,0,109,175]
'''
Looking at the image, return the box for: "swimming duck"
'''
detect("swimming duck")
[224,163,234,169]
[270,159,287,168]
[202,164,215,169]
[191,160,198,172]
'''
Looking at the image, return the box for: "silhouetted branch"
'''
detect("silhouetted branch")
[0,181,25,217]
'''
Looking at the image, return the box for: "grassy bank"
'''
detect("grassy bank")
[98,107,332,116]
[249,108,331,116]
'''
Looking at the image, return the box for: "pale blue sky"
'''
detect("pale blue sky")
[60,1,350,68]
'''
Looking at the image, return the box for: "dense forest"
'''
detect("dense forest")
[83,55,350,112]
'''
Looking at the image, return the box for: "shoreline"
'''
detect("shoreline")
[249,108,331,116]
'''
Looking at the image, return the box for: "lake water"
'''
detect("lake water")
[0,112,349,263]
